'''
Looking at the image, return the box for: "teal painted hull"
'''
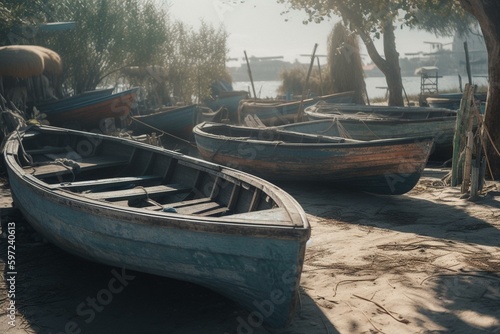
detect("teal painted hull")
[130,104,199,139]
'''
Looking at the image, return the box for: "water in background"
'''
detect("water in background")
[233,75,489,100]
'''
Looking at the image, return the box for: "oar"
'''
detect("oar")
[295,43,318,122]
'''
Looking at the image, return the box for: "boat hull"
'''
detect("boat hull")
[194,123,433,195]
[203,90,249,121]
[130,104,199,139]
[238,91,355,126]
[43,88,138,130]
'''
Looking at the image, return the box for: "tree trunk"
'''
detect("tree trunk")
[358,19,404,106]
[382,21,404,106]
[460,0,500,178]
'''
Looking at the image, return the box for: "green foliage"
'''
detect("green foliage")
[167,21,230,103]
[39,0,171,94]
[278,64,328,97]
[327,22,366,104]
[1,0,230,105]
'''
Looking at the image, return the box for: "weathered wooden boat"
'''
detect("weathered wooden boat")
[193,122,434,195]
[129,104,202,140]
[3,125,310,328]
[237,91,355,126]
[34,88,115,114]
[305,103,457,120]
[41,87,139,130]
[304,103,457,159]
[203,90,249,122]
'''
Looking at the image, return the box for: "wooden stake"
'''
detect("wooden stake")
[295,43,318,122]
[244,51,257,99]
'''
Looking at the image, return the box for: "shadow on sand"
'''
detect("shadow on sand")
[278,181,500,333]
[0,217,337,334]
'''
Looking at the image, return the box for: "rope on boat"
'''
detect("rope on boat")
[358,118,382,140]
[136,186,177,212]
[334,119,352,139]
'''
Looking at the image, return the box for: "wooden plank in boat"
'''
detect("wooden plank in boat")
[221,208,293,226]
[26,147,70,155]
[49,175,162,190]
[167,197,212,208]
[175,201,223,215]
[25,156,130,178]
[85,184,191,201]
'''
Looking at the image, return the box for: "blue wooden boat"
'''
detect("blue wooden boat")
[34,88,115,114]
[3,125,310,328]
[40,88,139,130]
[426,92,486,113]
[129,104,201,140]
[193,122,434,195]
[237,91,355,126]
[303,103,457,160]
[203,90,249,122]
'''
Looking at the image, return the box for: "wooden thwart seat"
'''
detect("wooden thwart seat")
[85,183,191,201]
[161,197,228,217]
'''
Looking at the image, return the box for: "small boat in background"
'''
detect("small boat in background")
[34,87,115,114]
[203,90,249,121]
[237,91,355,126]
[40,87,139,130]
[129,104,202,140]
[426,92,486,112]
[4,125,310,329]
[194,122,434,195]
[303,103,457,160]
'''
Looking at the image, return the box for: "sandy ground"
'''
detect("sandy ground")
[0,167,499,334]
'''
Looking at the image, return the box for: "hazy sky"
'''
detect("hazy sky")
[164,0,453,64]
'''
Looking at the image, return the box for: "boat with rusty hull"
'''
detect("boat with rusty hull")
[41,87,139,130]
[193,122,434,195]
[3,125,310,328]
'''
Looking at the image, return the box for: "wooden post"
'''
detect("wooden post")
[461,130,473,193]
[244,51,257,99]
[464,42,472,85]
[451,84,469,186]
[295,43,318,122]
[316,56,323,96]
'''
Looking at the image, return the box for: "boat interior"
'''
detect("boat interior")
[16,128,280,219]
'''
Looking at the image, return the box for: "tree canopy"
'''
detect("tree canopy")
[1,0,230,105]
